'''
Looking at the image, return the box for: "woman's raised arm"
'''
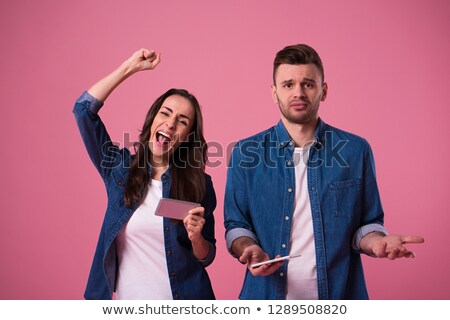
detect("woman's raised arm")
[87,48,161,102]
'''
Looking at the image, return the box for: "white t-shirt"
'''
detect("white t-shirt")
[115,180,172,299]
[286,147,319,299]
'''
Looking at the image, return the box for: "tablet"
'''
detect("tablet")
[250,254,301,268]
[154,198,200,220]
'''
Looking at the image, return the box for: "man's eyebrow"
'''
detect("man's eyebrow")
[280,79,293,84]
[303,77,317,83]
[162,106,191,120]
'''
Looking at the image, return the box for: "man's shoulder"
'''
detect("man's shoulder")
[234,125,278,145]
[322,121,370,148]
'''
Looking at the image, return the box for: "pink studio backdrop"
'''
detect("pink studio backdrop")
[0,0,449,299]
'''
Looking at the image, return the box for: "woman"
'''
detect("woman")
[73,49,216,299]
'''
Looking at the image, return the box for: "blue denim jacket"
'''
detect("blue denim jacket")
[73,92,216,300]
[224,119,386,299]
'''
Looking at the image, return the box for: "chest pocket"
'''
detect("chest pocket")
[329,178,361,218]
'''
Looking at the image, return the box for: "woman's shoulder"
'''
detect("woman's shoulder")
[202,172,216,207]
[203,172,215,188]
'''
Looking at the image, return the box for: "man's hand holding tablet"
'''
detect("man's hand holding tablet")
[251,254,302,268]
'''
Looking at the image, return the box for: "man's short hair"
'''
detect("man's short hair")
[273,44,325,84]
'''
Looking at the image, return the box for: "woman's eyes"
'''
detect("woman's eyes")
[159,112,188,126]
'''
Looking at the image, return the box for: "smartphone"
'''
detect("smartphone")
[250,254,301,268]
[154,198,200,220]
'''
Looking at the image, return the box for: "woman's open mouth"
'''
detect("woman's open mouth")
[156,131,172,146]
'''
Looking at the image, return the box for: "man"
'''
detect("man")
[224,44,424,299]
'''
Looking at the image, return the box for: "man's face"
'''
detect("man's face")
[272,63,327,126]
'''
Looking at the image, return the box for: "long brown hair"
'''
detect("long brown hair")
[124,89,207,208]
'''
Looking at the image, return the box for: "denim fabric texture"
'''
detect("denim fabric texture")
[74,92,216,300]
[224,119,385,299]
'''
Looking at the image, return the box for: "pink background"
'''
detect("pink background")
[1,0,449,299]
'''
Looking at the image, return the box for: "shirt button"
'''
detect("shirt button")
[164,185,168,189]
[285,216,289,221]
[287,188,293,193]
[165,227,170,232]
[167,250,172,255]
[174,293,180,299]
[280,272,284,277]
[287,161,292,166]
[280,142,285,147]
[282,244,286,248]
[289,141,294,146]
[170,272,175,277]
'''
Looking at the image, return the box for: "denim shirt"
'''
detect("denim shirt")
[224,119,387,299]
[73,92,216,300]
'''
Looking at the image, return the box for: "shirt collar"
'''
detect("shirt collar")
[275,118,327,149]
[146,161,172,178]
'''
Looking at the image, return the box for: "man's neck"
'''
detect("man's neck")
[281,117,318,148]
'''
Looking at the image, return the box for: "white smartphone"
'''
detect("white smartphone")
[251,254,301,268]
[154,198,200,220]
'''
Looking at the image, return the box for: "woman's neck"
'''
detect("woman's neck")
[150,161,169,181]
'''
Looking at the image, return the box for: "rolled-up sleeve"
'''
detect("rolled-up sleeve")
[352,223,389,253]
